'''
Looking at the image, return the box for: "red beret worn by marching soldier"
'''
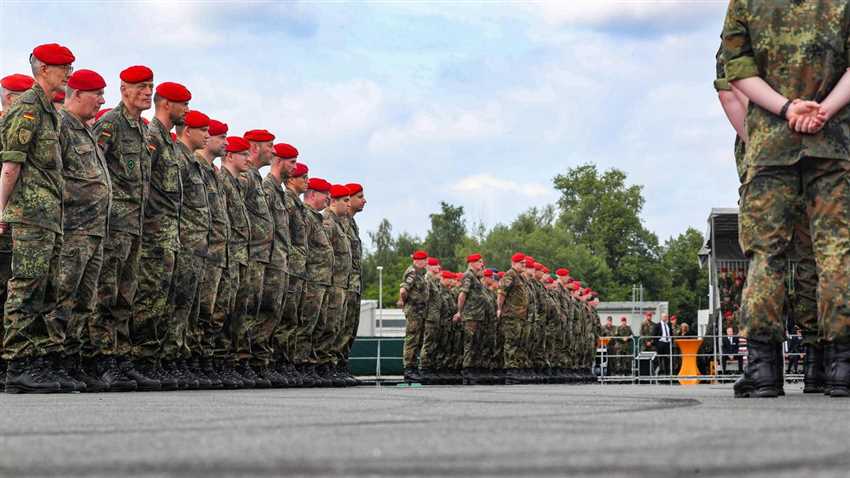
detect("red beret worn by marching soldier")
[1,74,35,92]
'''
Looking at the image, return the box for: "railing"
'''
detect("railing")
[595,334,806,384]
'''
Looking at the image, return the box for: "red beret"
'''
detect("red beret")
[1,74,34,92]
[526,256,535,262]
[273,143,299,159]
[441,271,454,279]
[427,257,440,266]
[307,177,331,193]
[183,110,210,129]
[497,271,506,279]
[467,253,482,263]
[345,183,363,195]
[545,276,554,284]
[155,82,191,102]
[330,184,351,199]
[32,43,75,65]
[524,257,535,267]
[208,120,228,136]
[511,252,525,263]
[543,267,550,273]
[534,263,545,271]
[120,65,153,83]
[67,69,106,91]
[52,90,65,103]
[555,268,569,277]
[95,108,112,122]
[291,162,309,178]
[225,136,250,153]
[412,250,428,261]
[244,129,275,142]
[483,269,493,278]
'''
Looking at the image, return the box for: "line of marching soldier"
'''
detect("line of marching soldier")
[399,251,602,385]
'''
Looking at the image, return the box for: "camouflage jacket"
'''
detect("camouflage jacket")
[221,167,250,267]
[345,217,362,294]
[400,264,429,307]
[176,142,210,258]
[241,166,273,264]
[284,187,307,278]
[144,117,182,251]
[715,43,747,182]
[323,209,351,289]
[196,153,228,267]
[304,203,333,285]
[59,110,111,236]
[460,268,488,322]
[262,174,289,272]
[722,0,850,167]
[498,268,528,319]
[94,102,150,236]
[0,84,64,233]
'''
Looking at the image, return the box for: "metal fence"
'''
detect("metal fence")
[596,334,805,384]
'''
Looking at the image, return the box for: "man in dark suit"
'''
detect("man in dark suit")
[721,326,743,373]
[653,314,673,377]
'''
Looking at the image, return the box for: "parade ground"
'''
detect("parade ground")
[0,383,848,477]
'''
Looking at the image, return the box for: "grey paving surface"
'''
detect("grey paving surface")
[0,382,848,477]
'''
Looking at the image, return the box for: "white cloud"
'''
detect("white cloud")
[523,0,724,30]
[451,174,555,199]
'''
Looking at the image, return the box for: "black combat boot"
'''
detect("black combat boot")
[52,354,84,392]
[327,364,348,388]
[734,339,778,398]
[403,367,421,384]
[5,357,62,394]
[258,365,288,388]
[505,368,523,385]
[227,361,255,388]
[146,360,179,391]
[313,364,334,388]
[827,342,850,398]
[238,362,270,388]
[75,358,109,393]
[803,343,826,394]
[181,359,210,389]
[121,357,161,392]
[0,359,6,386]
[98,356,137,392]
[196,358,224,390]
[282,363,304,387]
[338,363,359,386]
[294,364,314,387]
[164,360,194,390]
[418,368,436,385]
[213,360,242,389]
[461,368,480,385]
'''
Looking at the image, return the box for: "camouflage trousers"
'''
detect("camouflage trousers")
[294,281,328,365]
[462,319,482,369]
[132,246,177,362]
[419,317,441,370]
[0,229,13,360]
[402,303,427,369]
[334,291,360,365]
[314,286,346,366]
[501,315,525,370]
[276,274,305,363]
[234,260,265,362]
[164,250,205,360]
[94,230,140,357]
[225,262,247,363]
[45,234,104,358]
[2,225,61,360]
[254,266,287,366]
[739,159,850,343]
[197,261,227,359]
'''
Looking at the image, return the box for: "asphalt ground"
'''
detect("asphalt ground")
[0,382,848,478]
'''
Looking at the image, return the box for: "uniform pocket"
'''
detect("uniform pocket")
[11,227,53,279]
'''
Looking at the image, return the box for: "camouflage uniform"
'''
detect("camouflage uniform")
[168,143,210,361]
[220,168,250,362]
[614,324,634,375]
[400,264,429,369]
[498,269,529,370]
[481,285,498,372]
[196,154,229,360]
[236,167,273,363]
[277,187,308,363]
[0,114,13,365]
[318,208,350,366]
[48,110,111,358]
[298,204,333,365]
[257,173,289,366]
[459,269,488,370]
[639,320,656,353]
[723,0,850,344]
[337,217,362,367]
[418,272,443,372]
[0,84,64,360]
[133,117,181,363]
[92,103,150,358]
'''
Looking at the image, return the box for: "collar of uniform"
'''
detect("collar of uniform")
[32,83,56,114]
[150,117,173,145]
[194,150,216,170]
[60,109,87,131]
[118,101,141,128]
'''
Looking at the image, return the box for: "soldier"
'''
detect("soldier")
[0,73,34,384]
[454,253,488,385]
[723,0,850,397]
[278,162,309,385]
[93,65,161,391]
[0,43,74,393]
[49,69,112,393]
[498,253,530,385]
[194,119,239,389]
[256,142,297,388]
[298,177,334,386]
[398,250,430,383]
[522,257,540,383]
[132,81,190,389]
[170,110,214,388]
[417,256,443,384]
[639,312,656,353]
[337,182,365,383]
[219,136,253,388]
[615,316,634,376]
[480,269,499,384]
[236,128,276,388]
[555,268,575,382]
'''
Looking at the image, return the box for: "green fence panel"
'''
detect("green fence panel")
[349,337,404,376]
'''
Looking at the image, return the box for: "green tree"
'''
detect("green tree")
[424,201,466,271]
[660,227,709,327]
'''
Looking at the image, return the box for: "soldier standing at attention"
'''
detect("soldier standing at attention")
[723,0,850,397]
[337,182,365,382]
[498,253,530,385]
[299,177,334,386]
[398,250,430,383]
[0,43,74,393]
[51,69,112,393]
[416,256,443,384]
[255,142,297,388]
[454,253,487,385]
[93,65,161,391]
[171,110,213,388]
[0,73,35,384]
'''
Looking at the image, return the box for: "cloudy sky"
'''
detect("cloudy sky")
[0,0,737,247]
